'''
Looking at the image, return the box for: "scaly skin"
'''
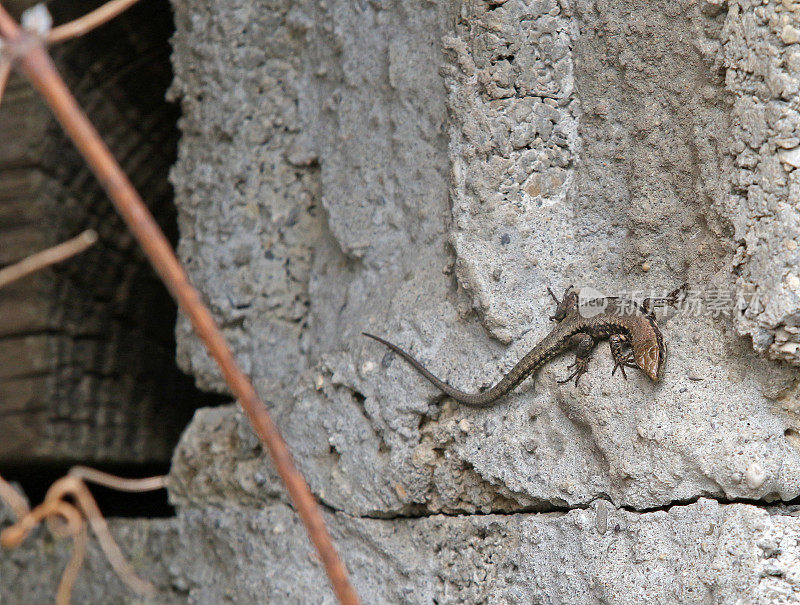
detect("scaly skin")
[363,283,686,408]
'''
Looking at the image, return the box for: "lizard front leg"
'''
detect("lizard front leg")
[609,334,637,379]
[558,333,594,386]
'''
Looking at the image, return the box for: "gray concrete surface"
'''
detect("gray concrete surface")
[168,0,800,516]
[3,498,800,604]
[4,0,800,602]
[722,0,800,365]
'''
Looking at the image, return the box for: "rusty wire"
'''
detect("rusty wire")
[0,229,97,289]
[46,0,141,44]
[0,59,10,106]
[56,525,87,605]
[0,218,154,604]
[44,474,157,597]
[69,466,167,492]
[0,475,28,519]
[0,2,359,603]
[0,470,162,603]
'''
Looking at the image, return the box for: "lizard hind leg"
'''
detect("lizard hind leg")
[557,333,594,386]
[609,334,638,380]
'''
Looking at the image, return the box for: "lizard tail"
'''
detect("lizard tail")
[362,332,510,407]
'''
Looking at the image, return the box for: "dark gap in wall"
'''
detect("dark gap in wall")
[2,462,175,518]
[0,0,228,517]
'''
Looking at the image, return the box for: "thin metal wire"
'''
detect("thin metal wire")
[68,466,166,492]
[47,0,141,44]
[0,60,11,106]
[0,230,97,289]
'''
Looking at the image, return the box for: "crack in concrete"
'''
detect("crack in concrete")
[313,490,800,522]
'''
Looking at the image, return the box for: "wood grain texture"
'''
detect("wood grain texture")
[0,1,216,464]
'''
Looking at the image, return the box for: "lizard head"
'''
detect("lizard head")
[549,285,579,322]
[632,336,666,381]
[638,351,661,381]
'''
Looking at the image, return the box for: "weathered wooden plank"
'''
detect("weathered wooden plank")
[0,0,210,465]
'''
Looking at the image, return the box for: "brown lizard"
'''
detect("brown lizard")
[363,283,687,407]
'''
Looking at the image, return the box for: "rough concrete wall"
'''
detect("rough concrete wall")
[3,487,800,603]
[166,0,800,520]
[722,0,800,364]
[4,0,800,603]
[167,0,325,393]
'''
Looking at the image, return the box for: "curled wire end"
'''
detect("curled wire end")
[0,469,161,601]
